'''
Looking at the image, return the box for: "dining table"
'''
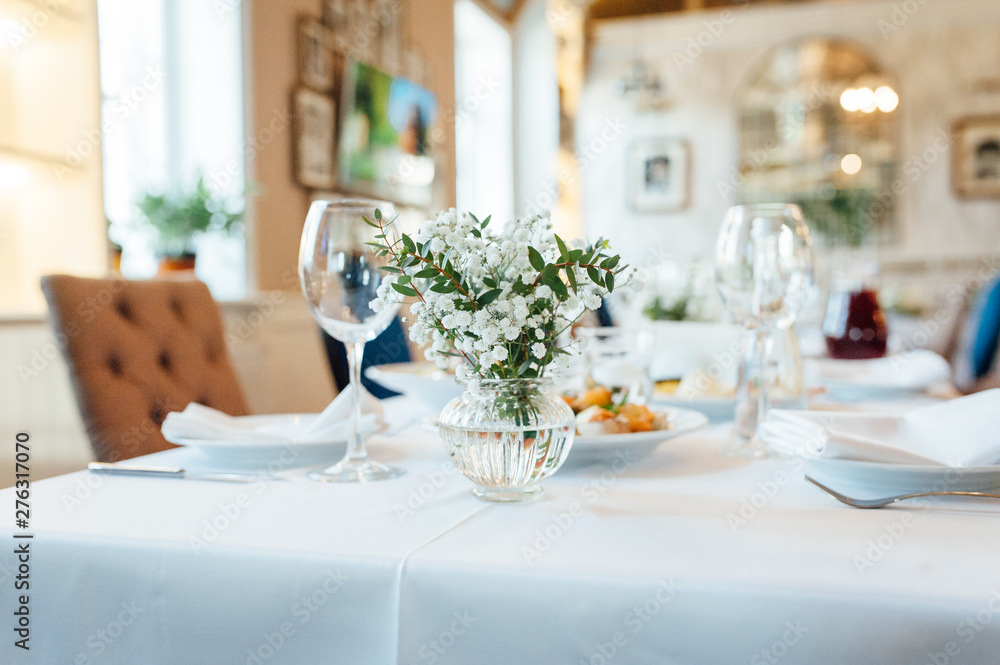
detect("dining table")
[2,394,999,665]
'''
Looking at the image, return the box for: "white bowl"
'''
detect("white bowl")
[365,362,464,409]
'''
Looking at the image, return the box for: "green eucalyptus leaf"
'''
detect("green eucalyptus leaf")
[391,282,417,297]
[528,247,545,272]
[555,235,569,261]
[401,234,416,254]
[477,288,503,307]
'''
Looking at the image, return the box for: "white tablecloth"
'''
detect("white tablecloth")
[2,397,999,664]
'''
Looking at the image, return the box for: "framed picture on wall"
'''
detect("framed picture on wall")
[292,88,337,190]
[953,115,1000,198]
[628,138,690,213]
[297,17,335,93]
[337,60,437,206]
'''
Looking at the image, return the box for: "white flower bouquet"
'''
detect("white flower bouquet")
[369,208,629,385]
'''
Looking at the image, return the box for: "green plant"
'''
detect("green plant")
[136,176,243,257]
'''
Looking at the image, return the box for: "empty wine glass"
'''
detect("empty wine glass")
[715,203,814,456]
[299,199,404,482]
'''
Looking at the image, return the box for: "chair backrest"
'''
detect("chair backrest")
[41,275,250,462]
[951,274,1000,393]
[321,316,411,399]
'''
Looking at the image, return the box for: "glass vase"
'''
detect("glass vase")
[438,378,575,503]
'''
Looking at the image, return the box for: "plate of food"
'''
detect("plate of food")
[563,387,708,466]
[651,370,736,422]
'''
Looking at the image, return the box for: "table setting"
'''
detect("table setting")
[3,200,1000,664]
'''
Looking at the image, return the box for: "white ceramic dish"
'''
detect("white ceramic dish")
[805,457,1000,496]
[165,414,379,466]
[365,362,463,410]
[651,395,735,423]
[809,350,950,399]
[567,407,708,466]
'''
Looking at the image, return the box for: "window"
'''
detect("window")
[99,0,246,299]
[454,0,514,225]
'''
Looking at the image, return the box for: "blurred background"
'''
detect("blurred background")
[2,0,999,482]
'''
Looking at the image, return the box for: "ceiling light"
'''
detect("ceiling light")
[841,154,862,175]
[875,86,898,112]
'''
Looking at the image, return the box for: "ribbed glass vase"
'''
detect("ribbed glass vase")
[438,378,575,502]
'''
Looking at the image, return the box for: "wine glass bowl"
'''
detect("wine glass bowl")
[298,199,404,482]
[715,204,814,332]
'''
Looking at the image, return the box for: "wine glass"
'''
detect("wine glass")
[715,203,814,456]
[299,199,404,482]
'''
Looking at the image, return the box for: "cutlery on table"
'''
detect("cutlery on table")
[88,463,282,484]
[805,475,1000,509]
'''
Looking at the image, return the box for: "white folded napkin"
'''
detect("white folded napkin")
[162,384,383,444]
[811,349,950,391]
[758,389,1000,467]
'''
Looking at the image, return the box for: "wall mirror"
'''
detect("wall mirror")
[736,37,899,247]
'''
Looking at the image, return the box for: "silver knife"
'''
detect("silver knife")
[88,463,280,484]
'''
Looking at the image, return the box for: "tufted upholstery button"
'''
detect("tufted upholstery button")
[198,395,210,407]
[116,300,132,320]
[150,406,165,425]
[108,355,123,376]
[158,350,172,371]
[170,298,184,321]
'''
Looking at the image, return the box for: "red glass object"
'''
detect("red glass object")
[823,288,889,359]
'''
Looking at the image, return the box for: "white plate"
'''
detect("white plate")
[166,414,378,466]
[805,457,1000,495]
[365,362,463,410]
[810,350,950,399]
[651,395,735,423]
[568,407,708,466]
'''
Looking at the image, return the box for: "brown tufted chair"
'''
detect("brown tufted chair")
[41,275,250,462]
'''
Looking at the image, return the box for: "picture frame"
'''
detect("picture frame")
[952,115,1000,198]
[297,17,335,93]
[337,60,437,206]
[292,88,337,190]
[628,138,690,213]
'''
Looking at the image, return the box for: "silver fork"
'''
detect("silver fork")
[804,476,1000,509]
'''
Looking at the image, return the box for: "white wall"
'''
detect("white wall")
[580,0,1000,279]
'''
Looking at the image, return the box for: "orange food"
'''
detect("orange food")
[569,386,613,413]
[616,403,655,432]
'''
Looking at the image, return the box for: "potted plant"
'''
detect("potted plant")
[135,176,243,273]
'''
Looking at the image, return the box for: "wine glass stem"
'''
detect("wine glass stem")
[736,327,772,440]
[345,340,368,465]
[754,329,771,433]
